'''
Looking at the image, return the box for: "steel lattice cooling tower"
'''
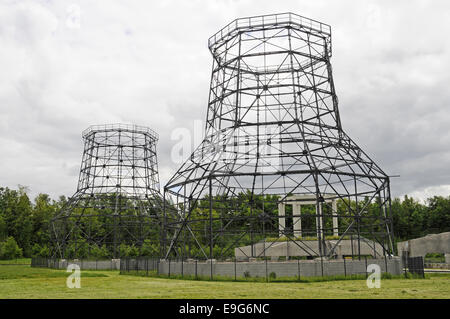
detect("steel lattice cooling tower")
[163,13,394,261]
[52,124,164,258]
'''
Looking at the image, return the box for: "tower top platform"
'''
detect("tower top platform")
[208,12,332,52]
[82,123,158,141]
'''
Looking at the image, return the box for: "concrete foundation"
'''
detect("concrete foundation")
[152,257,402,278]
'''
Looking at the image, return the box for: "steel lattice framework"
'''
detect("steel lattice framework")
[164,13,394,261]
[52,124,164,258]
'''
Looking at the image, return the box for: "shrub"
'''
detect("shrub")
[118,243,130,257]
[31,243,42,257]
[128,245,140,257]
[76,240,89,259]
[38,245,50,258]
[140,240,158,257]
[243,271,251,278]
[269,272,277,279]
[0,237,23,259]
[64,241,89,259]
[382,272,392,279]
[118,244,140,257]
[90,244,110,259]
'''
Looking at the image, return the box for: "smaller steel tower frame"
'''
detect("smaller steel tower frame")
[52,124,164,258]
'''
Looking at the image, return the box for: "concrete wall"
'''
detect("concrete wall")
[152,257,402,278]
[31,258,120,270]
[397,232,450,257]
[235,239,385,260]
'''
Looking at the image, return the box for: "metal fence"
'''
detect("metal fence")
[120,258,160,276]
[30,256,406,280]
[406,256,425,278]
[401,252,425,278]
[120,257,402,281]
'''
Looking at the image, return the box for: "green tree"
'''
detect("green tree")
[31,193,56,246]
[426,196,450,234]
[0,187,33,256]
[391,195,426,240]
[0,215,7,241]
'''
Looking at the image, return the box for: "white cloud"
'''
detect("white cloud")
[409,185,450,203]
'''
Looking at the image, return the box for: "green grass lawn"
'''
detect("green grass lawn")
[0,265,449,299]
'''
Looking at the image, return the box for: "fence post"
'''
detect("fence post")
[384,254,388,274]
[210,259,213,281]
[420,256,425,278]
[297,259,301,281]
[168,258,171,277]
[234,258,237,281]
[320,257,324,277]
[343,258,346,277]
[181,258,184,278]
[404,252,408,278]
[265,258,268,282]
[364,256,368,278]
[195,260,198,280]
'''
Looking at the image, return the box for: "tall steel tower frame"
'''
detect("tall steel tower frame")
[165,13,394,261]
[51,124,164,258]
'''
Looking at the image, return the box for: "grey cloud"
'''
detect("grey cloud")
[0,0,449,202]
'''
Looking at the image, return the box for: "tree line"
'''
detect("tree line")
[0,185,448,259]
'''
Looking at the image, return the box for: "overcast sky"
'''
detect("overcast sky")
[0,0,449,202]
